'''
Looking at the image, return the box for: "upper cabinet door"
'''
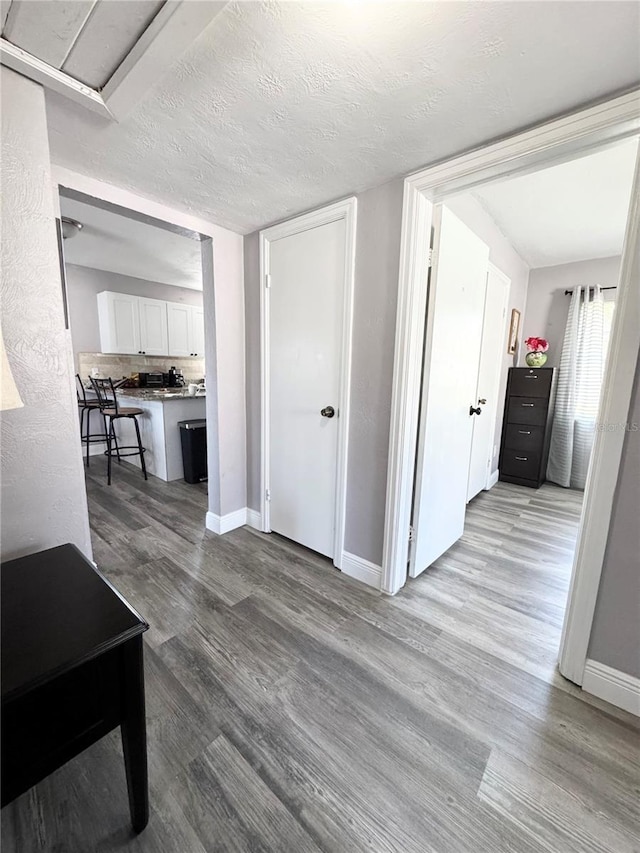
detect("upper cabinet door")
[167,303,193,357]
[98,292,140,354]
[138,298,168,356]
[190,307,205,357]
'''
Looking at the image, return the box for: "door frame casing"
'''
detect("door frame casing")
[382,89,640,687]
[259,197,357,569]
[558,153,640,683]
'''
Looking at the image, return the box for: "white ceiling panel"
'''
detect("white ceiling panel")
[3,0,95,68]
[60,196,203,290]
[473,139,638,268]
[62,0,164,89]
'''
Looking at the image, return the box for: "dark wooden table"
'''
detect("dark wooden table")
[1,544,150,832]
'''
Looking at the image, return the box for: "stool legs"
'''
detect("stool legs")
[86,406,92,467]
[112,426,122,464]
[133,416,148,481]
[107,418,115,486]
[80,405,109,468]
[104,415,146,484]
[79,407,86,451]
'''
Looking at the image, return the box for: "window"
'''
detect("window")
[574,295,615,420]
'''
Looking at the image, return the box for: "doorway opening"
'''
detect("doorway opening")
[58,187,212,502]
[410,138,637,682]
[384,93,639,698]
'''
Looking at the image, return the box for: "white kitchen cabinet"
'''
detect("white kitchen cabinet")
[190,307,205,357]
[167,303,205,357]
[139,298,168,356]
[97,292,141,354]
[167,303,193,357]
[98,291,203,357]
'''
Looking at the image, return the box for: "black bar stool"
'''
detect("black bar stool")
[90,378,148,486]
[76,374,109,468]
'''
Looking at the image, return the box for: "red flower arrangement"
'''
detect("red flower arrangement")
[525,336,549,353]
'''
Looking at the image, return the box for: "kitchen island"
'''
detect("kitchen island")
[87,389,206,482]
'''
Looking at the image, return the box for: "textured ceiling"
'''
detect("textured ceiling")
[45,1,640,235]
[473,138,639,268]
[60,196,203,289]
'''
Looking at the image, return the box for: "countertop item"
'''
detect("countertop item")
[1,544,149,831]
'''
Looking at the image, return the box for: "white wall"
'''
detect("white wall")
[345,180,405,562]
[523,256,622,368]
[207,223,247,517]
[588,352,640,679]
[446,195,530,475]
[244,179,405,566]
[1,69,92,560]
[66,264,203,367]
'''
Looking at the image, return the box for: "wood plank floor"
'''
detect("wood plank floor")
[3,459,639,852]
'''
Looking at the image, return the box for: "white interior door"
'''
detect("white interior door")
[138,298,168,356]
[268,218,346,558]
[466,264,511,501]
[410,206,490,578]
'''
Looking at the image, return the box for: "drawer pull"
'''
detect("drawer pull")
[521,403,535,407]
[518,430,531,435]
[515,456,528,461]
[524,375,539,379]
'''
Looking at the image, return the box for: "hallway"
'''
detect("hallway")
[3,463,638,853]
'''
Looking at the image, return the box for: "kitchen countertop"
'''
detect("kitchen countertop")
[118,389,206,402]
[84,386,205,402]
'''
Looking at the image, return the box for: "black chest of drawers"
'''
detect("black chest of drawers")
[499,367,557,489]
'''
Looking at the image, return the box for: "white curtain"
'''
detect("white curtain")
[547,286,614,489]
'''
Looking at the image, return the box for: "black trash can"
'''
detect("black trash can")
[178,419,207,484]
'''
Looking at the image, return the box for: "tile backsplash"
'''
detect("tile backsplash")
[77,353,205,384]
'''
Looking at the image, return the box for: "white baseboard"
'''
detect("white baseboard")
[205,508,264,535]
[485,468,500,490]
[341,551,382,591]
[582,659,640,716]
[205,511,223,534]
[204,516,381,590]
[206,508,248,535]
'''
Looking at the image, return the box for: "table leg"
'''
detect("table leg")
[120,635,149,833]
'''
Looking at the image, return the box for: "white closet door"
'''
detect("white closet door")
[410,206,490,578]
[467,265,510,501]
[268,218,346,558]
[138,298,168,356]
